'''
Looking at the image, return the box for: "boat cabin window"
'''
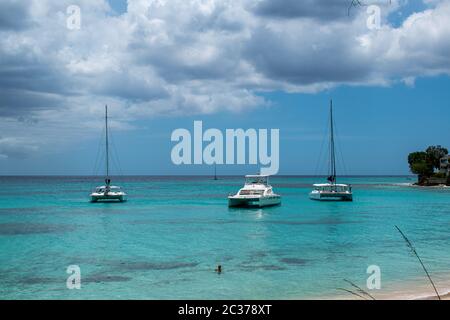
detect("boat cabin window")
[239,190,264,196]
[95,186,122,193]
[245,176,268,186]
[315,185,350,192]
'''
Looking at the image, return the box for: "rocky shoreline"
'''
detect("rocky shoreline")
[415,176,450,187]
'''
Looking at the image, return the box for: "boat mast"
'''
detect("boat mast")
[105,105,110,184]
[330,100,337,185]
[214,163,218,180]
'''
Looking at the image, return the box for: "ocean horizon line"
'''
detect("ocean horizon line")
[0,174,416,178]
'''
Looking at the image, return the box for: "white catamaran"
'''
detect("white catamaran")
[90,105,127,203]
[228,175,281,208]
[309,100,353,202]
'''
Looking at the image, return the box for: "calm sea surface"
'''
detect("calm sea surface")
[0,176,449,300]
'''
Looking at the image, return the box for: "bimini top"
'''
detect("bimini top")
[313,183,350,188]
[96,186,123,189]
[245,175,270,186]
[245,175,269,179]
[94,186,124,192]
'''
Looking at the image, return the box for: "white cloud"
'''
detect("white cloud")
[0,136,39,159]
[0,0,450,157]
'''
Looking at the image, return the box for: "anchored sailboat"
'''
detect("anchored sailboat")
[214,163,218,181]
[90,105,127,203]
[309,100,353,202]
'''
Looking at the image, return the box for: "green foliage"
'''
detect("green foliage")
[408,146,448,177]
[426,145,448,169]
[433,172,447,179]
[410,161,433,177]
[408,151,428,167]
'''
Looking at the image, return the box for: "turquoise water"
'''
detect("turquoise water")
[1,176,450,300]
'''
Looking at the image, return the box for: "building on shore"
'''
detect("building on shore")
[440,155,449,176]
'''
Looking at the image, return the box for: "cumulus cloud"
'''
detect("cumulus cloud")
[0,136,39,159]
[0,0,450,158]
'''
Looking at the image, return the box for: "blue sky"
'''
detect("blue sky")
[109,0,128,14]
[3,75,449,176]
[0,0,449,175]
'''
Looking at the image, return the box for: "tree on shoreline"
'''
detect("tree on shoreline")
[408,152,433,178]
[425,145,448,170]
[408,145,448,184]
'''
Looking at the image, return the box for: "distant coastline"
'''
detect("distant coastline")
[408,146,450,187]
[0,174,417,178]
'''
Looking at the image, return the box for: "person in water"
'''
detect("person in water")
[215,265,222,274]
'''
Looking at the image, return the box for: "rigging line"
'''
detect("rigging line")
[315,127,328,177]
[330,100,337,182]
[101,106,124,182]
[91,123,106,190]
[319,102,334,179]
[334,119,349,177]
[95,137,106,178]
[91,124,105,176]
[105,105,110,179]
[95,137,106,176]
[93,131,105,175]
[93,140,105,178]
[92,152,106,190]
[314,106,331,177]
[108,123,127,189]
[112,145,124,184]
[110,130,125,179]
[329,120,333,178]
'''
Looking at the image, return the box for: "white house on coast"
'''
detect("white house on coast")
[440,155,449,176]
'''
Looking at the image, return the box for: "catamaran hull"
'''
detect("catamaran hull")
[90,194,127,203]
[309,191,353,202]
[228,196,281,208]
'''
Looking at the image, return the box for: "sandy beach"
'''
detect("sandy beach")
[331,276,450,300]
